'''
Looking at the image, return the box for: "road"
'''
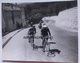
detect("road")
[2,24,78,63]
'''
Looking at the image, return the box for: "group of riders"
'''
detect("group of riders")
[28,21,52,52]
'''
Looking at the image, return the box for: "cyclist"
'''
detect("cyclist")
[41,24,51,52]
[28,25,36,46]
[38,20,43,29]
[30,22,33,27]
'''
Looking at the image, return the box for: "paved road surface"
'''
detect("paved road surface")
[2,24,78,63]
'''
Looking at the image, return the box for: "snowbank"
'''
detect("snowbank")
[42,16,58,26]
[42,7,78,32]
[56,7,78,32]
[42,16,58,21]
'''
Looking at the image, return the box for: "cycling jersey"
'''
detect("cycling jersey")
[28,27,36,35]
[41,27,51,37]
[28,26,36,44]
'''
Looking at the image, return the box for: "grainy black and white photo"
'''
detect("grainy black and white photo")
[2,1,78,63]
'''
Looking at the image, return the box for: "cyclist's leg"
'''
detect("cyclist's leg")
[28,35,31,43]
[42,36,46,52]
[33,34,35,44]
[32,35,34,47]
[30,34,33,47]
[43,36,48,52]
[46,36,48,45]
[43,40,46,52]
[42,36,45,47]
[31,34,35,47]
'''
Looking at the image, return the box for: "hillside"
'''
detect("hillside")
[22,1,77,24]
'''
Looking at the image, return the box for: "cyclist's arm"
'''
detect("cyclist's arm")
[28,29,31,35]
[28,30,30,35]
[48,28,53,40]
[35,28,36,34]
[41,29,43,38]
[48,28,51,36]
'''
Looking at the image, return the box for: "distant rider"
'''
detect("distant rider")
[38,20,43,29]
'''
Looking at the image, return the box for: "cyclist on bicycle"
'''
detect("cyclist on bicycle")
[38,20,43,29]
[28,25,36,44]
[41,24,51,52]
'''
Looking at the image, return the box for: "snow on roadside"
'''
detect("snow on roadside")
[42,16,58,21]
[42,16,57,26]
[56,7,78,32]
[42,7,78,32]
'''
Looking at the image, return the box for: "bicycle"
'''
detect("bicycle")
[42,36,51,52]
[29,34,34,47]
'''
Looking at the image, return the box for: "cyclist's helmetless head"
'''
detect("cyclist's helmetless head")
[43,24,47,28]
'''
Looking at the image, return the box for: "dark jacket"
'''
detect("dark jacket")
[28,27,36,35]
[41,27,51,36]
